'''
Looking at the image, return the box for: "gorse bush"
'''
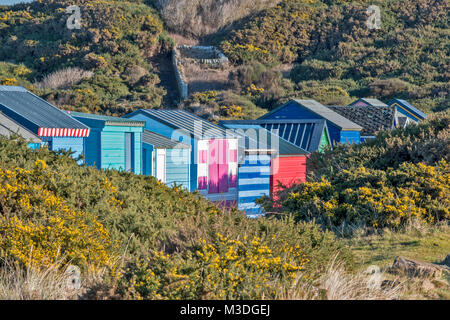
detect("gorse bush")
[308,113,450,174]
[262,113,450,231]
[0,161,114,269]
[279,161,449,229]
[0,0,169,115]
[121,233,310,300]
[0,136,351,299]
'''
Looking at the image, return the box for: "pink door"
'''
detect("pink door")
[208,139,219,194]
[208,139,229,194]
[218,140,229,193]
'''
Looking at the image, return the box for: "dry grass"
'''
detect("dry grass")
[279,255,404,300]
[155,0,280,37]
[0,260,81,300]
[168,33,199,46]
[318,258,403,300]
[34,67,94,90]
[184,63,232,95]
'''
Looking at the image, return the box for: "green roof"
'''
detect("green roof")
[69,111,145,127]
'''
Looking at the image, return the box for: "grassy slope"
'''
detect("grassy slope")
[217,0,449,114]
[1,1,448,121]
[345,225,450,299]
[0,0,172,115]
[347,226,450,270]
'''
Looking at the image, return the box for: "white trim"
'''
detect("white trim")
[156,149,166,183]
[198,140,209,151]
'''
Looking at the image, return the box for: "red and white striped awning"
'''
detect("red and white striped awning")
[37,128,90,137]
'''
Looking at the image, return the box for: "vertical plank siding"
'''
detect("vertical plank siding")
[133,131,142,175]
[166,149,190,190]
[271,156,307,201]
[84,130,101,168]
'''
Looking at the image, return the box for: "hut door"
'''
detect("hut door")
[125,133,134,173]
[156,149,166,183]
[208,139,229,194]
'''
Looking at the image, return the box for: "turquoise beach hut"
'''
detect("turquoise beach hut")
[70,112,145,174]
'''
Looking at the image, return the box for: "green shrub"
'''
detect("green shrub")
[0,136,351,299]
[0,0,169,115]
[262,113,450,231]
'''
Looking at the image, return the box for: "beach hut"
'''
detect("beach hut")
[328,105,395,142]
[142,130,191,190]
[124,109,239,203]
[0,112,41,149]
[388,99,427,124]
[70,112,145,174]
[221,121,309,216]
[0,86,89,160]
[259,99,362,146]
[227,118,331,153]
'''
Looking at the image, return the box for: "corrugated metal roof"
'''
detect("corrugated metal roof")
[220,121,309,155]
[139,109,237,139]
[348,98,388,107]
[69,111,145,127]
[0,112,41,143]
[221,119,328,153]
[388,99,427,120]
[0,86,88,131]
[328,105,394,136]
[143,130,191,149]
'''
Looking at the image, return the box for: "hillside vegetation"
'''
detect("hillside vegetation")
[0,0,448,119]
[218,0,449,113]
[0,135,355,299]
[152,0,280,37]
[261,113,450,233]
[0,0,173,115]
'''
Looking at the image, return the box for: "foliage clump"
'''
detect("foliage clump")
[0,136,350,299]
[0,0,172,115]
[0,161,114,270]
[260,113,450,231]
[220,0,449,113]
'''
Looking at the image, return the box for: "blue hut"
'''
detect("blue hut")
[259,99,362,146]
[328,105,396,142]
[70,112,145,174]
[221,121,309,217]
[388,99,427,124]
[0,112,42,149]
[142,130,191,190]
[124,109,239,204]
[0,86,90,160]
